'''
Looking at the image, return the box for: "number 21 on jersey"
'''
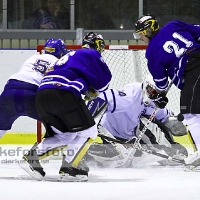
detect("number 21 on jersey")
[163,32,193,58]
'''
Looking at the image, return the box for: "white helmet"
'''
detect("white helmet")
[142,74,157,105]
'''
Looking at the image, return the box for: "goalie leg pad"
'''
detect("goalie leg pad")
[0,130,6,138]
[186,122,200,151]
[88,124,137,168]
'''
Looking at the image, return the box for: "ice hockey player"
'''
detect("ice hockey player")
[19,32,112,182]
[133,14,200,152]
[85,74,188,168]
[0,38,67,138]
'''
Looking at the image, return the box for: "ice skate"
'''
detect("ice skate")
[19,146,45,180]
[59,156,88,182]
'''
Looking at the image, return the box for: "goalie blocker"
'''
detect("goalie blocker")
[86,97,108,121]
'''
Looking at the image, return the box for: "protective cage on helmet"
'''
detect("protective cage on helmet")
[142,74,158,104]
[44,39,67,58]
[133,15,160,39]
[82,32,105,53]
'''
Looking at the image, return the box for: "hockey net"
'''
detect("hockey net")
[36,45,193,151]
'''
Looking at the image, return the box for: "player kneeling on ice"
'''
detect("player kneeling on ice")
[85,75,188,168]
[19,32,112,182]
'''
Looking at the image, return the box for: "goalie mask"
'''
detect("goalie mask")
[133,14,160,40]
[142,74,158,105]
[82,32,105,53]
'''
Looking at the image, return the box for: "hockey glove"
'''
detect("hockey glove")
[84,88,98,101]
[149,93,168,108]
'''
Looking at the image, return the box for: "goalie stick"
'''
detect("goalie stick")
[88,82,173,166]
[122,94,166,161]
[98,131,185,164]
[88,83,200,167]
[98,130,200,167]
[90,104,159,167]
[130,81,173,147]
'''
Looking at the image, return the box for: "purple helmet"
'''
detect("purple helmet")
[44,39,67,58]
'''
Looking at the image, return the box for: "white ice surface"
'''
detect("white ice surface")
[0,145,200,200]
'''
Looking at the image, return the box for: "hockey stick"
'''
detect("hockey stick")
[98,132,186,164]
[125,81,176,159]
[130,80,173,146]
[94,82,200,167]
[105,81,174,165]
[94,108,160,168]
[98,126,200,167]
[92,81,174,166]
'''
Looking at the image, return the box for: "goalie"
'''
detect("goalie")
[85,75,188,167]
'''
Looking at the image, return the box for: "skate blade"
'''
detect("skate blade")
[59,173,88,182]
[18,159,44,180]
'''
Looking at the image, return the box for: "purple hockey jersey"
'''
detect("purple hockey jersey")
[38,48,112,97]
[146,20,200,90]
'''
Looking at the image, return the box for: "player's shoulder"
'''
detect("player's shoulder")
[75,48,100,57]
[164,20,179,25]
[123,82,142,91]
[120,82,143,99]
[40,53,58,61]
[28,53,57,63]
[161,20,187,30]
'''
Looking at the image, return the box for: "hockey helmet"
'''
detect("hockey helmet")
[133,14,160,40]
[44,39,67,58]
[142,74,157,105]
[82,32,105,53]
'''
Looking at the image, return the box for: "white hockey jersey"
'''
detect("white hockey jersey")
[9,54,58,86]
[99,82,170,139]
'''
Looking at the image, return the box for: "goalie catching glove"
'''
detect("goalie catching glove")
[149,93,168,109]
[84,87,99,101]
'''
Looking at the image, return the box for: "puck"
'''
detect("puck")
[177,113,184,121]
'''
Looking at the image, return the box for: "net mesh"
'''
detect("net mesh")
[101,48,193,152]
[102,49,180,114]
